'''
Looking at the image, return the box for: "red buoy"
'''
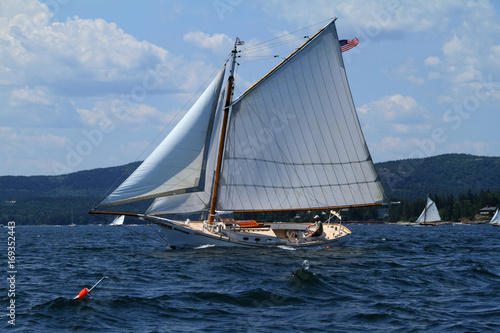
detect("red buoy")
[73,276,108,299]
[74,287,91,299]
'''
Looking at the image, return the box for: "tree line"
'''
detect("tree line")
[386,188,499,222]
[234,188,500,223]
[2,188,499,225]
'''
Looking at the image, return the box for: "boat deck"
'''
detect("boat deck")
[144,216,351,248]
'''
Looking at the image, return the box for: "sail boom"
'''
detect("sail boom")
[231,203,384,214]
[90,211,142,217]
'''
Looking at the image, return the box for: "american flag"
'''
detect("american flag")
[339,37,359,52]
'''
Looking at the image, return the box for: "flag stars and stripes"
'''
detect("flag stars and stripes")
[340,38,359,52]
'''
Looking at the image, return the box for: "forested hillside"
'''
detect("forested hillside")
[0,162,147,225]
[376,154,500,201]
[1,154,500,224]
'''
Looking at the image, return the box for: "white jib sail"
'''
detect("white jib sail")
[145,88,225,215]
[416,197,441,223]
[97,67,225,208]
[217,21,385,212]
[490,208,500,224]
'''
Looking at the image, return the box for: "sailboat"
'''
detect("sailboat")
[69,208,77,226]
[109,215,125,226]
[489,208,500,227]
[415,196,441,226]
[90,19,386,248]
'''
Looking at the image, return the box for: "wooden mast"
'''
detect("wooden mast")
[208,39,240,225]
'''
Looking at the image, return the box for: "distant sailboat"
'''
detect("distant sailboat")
[416,196,441,226]
[490,208,500,227]
[69,208,77,226]
[90,19,386,248]
[110,215,125,226]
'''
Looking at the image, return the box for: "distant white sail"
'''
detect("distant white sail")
[416,197,441,223]
[490,208,500,224]
[98,68,225,208]
[217,21,385,212]
[110,215,125,226]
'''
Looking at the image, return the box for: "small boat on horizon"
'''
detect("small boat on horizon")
[490,208,500,227]
[407,196,441,226]
[109,215,125,226]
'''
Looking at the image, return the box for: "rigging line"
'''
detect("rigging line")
[242,17,334,51]
[118,224,170,246]
[239,54,282,58]
[151,225,170,247]
[240,42,310,63]
[241,37,307,55]
[238,58,282,65]
[239,45,306,64]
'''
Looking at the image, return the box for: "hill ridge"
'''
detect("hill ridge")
[2,154,500,224]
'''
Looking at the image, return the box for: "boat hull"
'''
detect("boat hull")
[143,216,351,249]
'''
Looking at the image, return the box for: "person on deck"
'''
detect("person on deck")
[306,215,324,237]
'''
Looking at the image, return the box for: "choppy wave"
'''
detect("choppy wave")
[2,224,500,332]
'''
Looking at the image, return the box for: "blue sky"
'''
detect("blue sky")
[1,0,500,176]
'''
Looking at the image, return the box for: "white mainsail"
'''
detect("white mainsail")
[416,197,441,223]
[217,21,385,212]
[97,67,225,208]
[490,208,500,224]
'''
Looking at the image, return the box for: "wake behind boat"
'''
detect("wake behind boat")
[90,19,386,249]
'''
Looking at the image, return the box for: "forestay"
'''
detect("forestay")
[217,21,385,212]
[97,67,225,208]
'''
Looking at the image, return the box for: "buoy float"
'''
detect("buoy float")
[74,276,109,299]
[74,287,90,299]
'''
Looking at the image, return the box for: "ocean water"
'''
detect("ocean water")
[2,223,500,332]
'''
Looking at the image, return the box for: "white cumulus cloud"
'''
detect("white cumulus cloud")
[359,94,433,135]
[183,31,233,53]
